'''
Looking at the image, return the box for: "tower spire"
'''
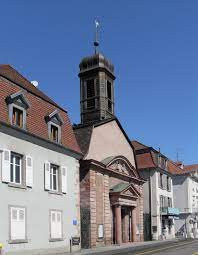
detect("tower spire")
[94,19,99,54]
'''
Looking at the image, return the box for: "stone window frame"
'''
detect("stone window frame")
[6,91,30,130]
[49,209,64,242]
[8,205,28,244]
[45,110,63,144]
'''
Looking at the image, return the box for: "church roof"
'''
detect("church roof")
[79,53,114,74]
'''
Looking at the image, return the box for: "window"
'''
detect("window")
[50,124,59,143]
[46,110,63,144]
[160,195,164,212]
[158,155,162,167]
[107,80,112,112]
[9,206,26,241]
[6,91,30,130]
[86,79,95,109]
[12,107,23,128]
[168,197,172,207]
[159,173,163,189]
[10,153,22,184]
[50,164,59,191]
[50,210,62,239]
[2,150,33,187]
[45,163,67,194]
[167,176,171,191]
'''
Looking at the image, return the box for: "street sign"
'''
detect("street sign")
[72,237,80,246]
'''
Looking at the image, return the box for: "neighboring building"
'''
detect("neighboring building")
[0,65,82,254]
[169,162,198,238]
[132,140,179,241]
[74,51,144,248]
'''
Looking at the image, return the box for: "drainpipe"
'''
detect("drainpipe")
[149,169,152,240]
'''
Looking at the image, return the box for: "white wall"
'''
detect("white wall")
[0,132,80,254]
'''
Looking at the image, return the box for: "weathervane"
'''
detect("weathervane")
[94,19,100,54]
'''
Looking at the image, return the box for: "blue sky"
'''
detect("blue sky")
[1,0,197,164]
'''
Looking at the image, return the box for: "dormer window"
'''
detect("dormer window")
[12,107,23,128]
[6,91,30,130]
[45,110,63,144]
[50,124,59,143]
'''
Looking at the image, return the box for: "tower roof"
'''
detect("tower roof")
[79,53,115,79]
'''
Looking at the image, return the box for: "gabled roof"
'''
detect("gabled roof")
[132,140,149,150]
[183,164,198,171]
[0,64,64,111]
[136,152,156,169]
[131,140,169,171]
[0,64,81,155]
[167,161,198,175]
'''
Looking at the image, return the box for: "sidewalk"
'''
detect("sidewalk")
[67,238,188,255]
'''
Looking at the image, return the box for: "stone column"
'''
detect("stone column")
[131,207,136,242]
[123,209,129,243]
[115,205,122,245]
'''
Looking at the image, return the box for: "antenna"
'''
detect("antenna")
[94,19,100,54]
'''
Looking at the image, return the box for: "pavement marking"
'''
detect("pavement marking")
[133,240,197,255]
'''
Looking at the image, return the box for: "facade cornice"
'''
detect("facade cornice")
[0,121,83,160]
[82,159,145,184]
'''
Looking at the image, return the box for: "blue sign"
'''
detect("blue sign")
[167,207,180,216]
[73,220,77,225]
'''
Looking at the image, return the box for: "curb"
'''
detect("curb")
[72,238,192,255]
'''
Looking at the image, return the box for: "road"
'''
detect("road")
[121,240,198,255]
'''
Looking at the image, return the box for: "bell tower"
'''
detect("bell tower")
[78,21,116,124]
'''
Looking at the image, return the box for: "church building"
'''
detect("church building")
[74,45,144,248]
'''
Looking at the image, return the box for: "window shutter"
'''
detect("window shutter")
[50,211,62,239]
[56,211,62,238]
[44,162,50,190]
[26,156,33,187]
[10,207,25,240]
[61,166,67,194]
[2,149,11,183]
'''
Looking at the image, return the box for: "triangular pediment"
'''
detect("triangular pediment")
[45,109,63,126]
[6,91,30,109]
[121,185,140,198]
[110,182,140,199]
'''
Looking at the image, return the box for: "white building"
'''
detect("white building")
[170,162,198,238]
[132,141,179,241]
[0,65,82,254]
